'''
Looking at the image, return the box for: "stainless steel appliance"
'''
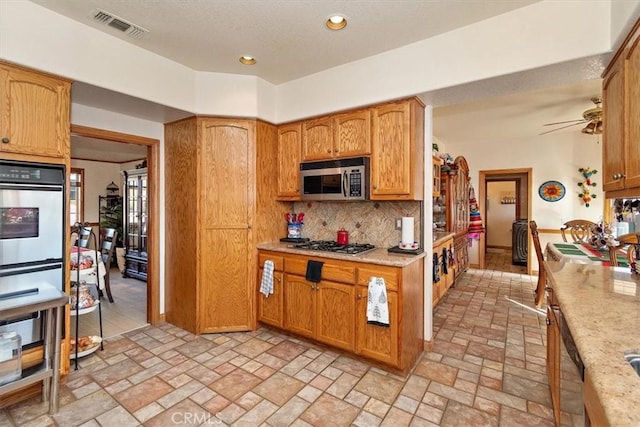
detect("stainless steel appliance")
[0,161,65,348]
[293,240,376,255]
[300,157,369,201]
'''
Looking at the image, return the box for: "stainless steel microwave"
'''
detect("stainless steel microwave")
[300,157,369,201]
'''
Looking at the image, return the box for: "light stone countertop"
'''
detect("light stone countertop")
[544,261,640,426]
[256,242,425,267]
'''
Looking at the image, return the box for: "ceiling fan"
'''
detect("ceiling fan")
[540,97,603,136]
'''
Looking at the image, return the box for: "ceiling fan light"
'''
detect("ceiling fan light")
[581,122,596,135]
[595,121,603,134]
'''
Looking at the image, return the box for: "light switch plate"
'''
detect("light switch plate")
[395,218,402,230]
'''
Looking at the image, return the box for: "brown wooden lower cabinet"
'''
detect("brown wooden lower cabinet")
[356,287,398,365]
[257,250,424,374]
[433,236,454,306]
[584,369,609,427]
[546,304,561,427]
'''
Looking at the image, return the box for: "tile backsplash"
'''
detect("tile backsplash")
[290,201,423,248]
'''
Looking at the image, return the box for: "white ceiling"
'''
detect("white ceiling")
[31,0,616,162]
[29,0,540,84]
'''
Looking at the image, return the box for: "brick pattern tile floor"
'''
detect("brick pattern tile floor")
[1,266,584,426]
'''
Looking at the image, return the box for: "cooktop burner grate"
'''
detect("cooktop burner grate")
[293,240,376,255]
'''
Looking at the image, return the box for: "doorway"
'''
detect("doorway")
[479,168,533,274]
[70,124,161,325]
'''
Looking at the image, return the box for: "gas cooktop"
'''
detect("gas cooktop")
[292,240,376,255]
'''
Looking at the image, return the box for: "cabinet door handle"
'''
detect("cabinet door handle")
[357,293,363,300]
[327,149,332,153]
[334,148,339,153]
[1,137,9,144]
[546,317,552,326]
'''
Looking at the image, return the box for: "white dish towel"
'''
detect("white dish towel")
[367,276,389,326]
[260,260,275,297]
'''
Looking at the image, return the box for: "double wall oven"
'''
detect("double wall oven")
[0,160,65,349]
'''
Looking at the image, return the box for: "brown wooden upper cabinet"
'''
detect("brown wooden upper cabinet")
[277,123,302,200]
[602,19,640,196]
[0,62,70,161]
[301,109,371,161]
[371,98,425,200]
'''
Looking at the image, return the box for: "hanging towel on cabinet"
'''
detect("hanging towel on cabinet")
[442,247,448,275]
[305,260,324,282]
[367,277,389,326]
[260,260,275,297]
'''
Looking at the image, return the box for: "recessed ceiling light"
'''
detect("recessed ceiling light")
[326,14,347,30]
[239,56,256,65]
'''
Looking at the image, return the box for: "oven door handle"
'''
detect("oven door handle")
[0,184,63,192]
[0,262,63,277]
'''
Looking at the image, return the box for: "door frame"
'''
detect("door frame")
[479,168,533,274]
[70,124,160,324]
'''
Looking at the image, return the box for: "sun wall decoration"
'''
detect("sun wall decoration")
[577,167,597,207]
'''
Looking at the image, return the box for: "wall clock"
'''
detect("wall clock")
[538,180,566,202]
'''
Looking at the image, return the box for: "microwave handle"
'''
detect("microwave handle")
[342,171,348,197]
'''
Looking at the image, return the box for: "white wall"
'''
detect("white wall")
[70,160,123,223]
[71,104,166,312]
[441,125,604,267]
[487,182,517,248]
[0,0,618,123]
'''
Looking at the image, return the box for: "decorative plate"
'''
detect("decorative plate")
[538,180,566,202]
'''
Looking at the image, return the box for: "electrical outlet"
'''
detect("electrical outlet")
[395,218,402,230]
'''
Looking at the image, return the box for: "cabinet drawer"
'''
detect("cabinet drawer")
[259,253,284,271]
[284,258,356,284]
[357,265,399,291]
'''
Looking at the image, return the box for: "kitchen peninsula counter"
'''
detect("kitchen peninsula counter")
[257,242,426,267]
[544,261,640,425]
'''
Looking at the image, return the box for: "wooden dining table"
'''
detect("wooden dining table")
[544,241,629,267]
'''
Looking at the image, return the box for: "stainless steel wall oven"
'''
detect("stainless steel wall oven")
[0,160,65,349]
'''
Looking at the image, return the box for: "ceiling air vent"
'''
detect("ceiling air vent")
[89,9,148,39]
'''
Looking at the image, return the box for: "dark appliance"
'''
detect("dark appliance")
[293,240,376,255]
[512,219,528,266]
[300,157,369,201]
[0,160,65,348]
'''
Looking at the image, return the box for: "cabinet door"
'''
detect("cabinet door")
[624,35,640,189]
[283,274,315,338]
[199,119,254,332]
[546,306,561,427]
[602,56,626,192]
[355,287,398,365]
[333,110,371,158]
[0,64,70,158]
[432,156,442,197]
[371,102,411,198]
[454,234,468,280]
[302,117,333,161]
[277,123,302,200]
[258,269,284,328]
[315,280,355,351]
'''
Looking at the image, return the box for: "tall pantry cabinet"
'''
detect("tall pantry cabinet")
[164,117,282,334]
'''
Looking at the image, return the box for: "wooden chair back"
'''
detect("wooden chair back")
[608,232,640,267]
[560,219,596,243]
[100,228,118,268]
[99,228,118,303]
[530,220,546,308]
[76,226,93,248]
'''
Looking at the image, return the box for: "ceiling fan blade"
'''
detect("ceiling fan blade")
[542,119,588,126]
[539,122,586,136]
